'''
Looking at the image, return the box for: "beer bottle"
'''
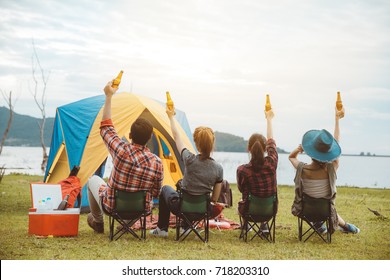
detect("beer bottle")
[166,91,174,111]
[57,194,70,210]
[336,91,343,110]
[112,70,123,89]
[265,94,272,112]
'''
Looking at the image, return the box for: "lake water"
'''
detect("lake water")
[1,146,389,189]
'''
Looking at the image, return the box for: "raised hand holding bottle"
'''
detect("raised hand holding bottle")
[336,91,345,118]
[112,70,123,89]
[166,91,175,113]
[265,94,272,112]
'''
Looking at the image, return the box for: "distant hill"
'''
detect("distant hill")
[215,131,287,153]
[0,107,288,153]
[215,131,247,152]
[0,106,54,147]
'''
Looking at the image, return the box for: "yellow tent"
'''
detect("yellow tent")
[44,92,196,207]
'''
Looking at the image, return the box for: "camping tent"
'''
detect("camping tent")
[44,92,196,207]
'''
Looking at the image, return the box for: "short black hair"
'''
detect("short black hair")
[131,118,153,145]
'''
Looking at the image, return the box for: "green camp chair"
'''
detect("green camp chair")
[298,194,332,243]
[102,189,150,241]
[239,193,277,243]
[175,190,210,243]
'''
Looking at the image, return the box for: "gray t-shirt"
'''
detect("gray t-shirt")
[180,148,223,195]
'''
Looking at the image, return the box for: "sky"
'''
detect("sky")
[1,0,389,155]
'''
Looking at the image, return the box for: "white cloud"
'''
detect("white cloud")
[0,0,389,154]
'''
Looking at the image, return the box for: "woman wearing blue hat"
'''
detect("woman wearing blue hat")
[289,106,360,234]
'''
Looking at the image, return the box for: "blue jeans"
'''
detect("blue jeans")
[157,185,180,231]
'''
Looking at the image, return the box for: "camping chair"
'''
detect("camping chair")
[298,194,332,243]
[239,193,277,243]
[102,189,150,241]
[175,189,210,243]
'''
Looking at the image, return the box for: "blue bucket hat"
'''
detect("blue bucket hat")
[302,129,341,162]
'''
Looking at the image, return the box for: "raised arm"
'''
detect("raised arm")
[333,106,344,169]
[166,107,186,153]
[334,106,344,142]
[265,109,274,140]
[289,144,303,169]
[102,81,118,120]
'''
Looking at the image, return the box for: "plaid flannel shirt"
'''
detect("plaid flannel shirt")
[98,119,163,212]
[237,138,278,214]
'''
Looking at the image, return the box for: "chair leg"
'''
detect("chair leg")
[311,220,328,243]
[186,218,204,242]
[176,214,208,242]
[117,219,139,240]
[141,215,146,240]
[268,217,275,243]
[242,219,248,242]
[249,222,260,241]
[272,217,276,243]
[175,215,180,241]
[205,215,209,243]
[245,220,253,242]
[260,221,273,243]
[300,218,331,243]
[111,215,147,241]
[298,218,302,241]
[302,219,318,242]
[109,216,114,241]
[239,216,244,240]
[326,219,332,243]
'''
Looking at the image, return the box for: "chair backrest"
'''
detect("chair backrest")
[115,189,146,215]
[181,191,209,214]
[247,193,277,221]
[302,194,330,222]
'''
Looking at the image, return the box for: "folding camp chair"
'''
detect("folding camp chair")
[239,193,277,243]
[102,189,150,241]
[175,190,210,243]
[298,194,332,243]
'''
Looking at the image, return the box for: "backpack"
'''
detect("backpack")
[218,179,233,208]
[57,175,82,208]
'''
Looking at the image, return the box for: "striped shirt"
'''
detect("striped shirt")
[98,119,164,212]
[237,138,278,214]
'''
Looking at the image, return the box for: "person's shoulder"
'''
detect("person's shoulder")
[266,138,277,150]
[267,138,276,145]
[140,146,162,163]
[237,163,251,172]
[215,160,223,170]
[327,161,337,171]
[300,162,310,169]
[181,148,193,156]
[181,148,196,161]
[150,152,162,163]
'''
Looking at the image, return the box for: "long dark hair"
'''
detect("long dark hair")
[248,133,266,171]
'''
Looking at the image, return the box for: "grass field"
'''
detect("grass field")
[0,174,389,260]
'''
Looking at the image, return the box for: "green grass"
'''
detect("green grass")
[0,174,389,260]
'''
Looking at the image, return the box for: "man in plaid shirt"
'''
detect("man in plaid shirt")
[87,81,164,234]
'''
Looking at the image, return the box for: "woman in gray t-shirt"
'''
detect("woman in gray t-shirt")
[150,104,223,238]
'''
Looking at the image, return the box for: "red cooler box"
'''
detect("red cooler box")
[28,183,80,237]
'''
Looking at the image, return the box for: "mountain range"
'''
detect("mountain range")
[0,106,287,153]
[0,106,54,147]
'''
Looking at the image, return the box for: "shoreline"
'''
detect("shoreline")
[1,173,388,190]
[2,145,390,157]
[2,148,390,189]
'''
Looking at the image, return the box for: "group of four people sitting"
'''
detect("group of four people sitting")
[86,79,360,237]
